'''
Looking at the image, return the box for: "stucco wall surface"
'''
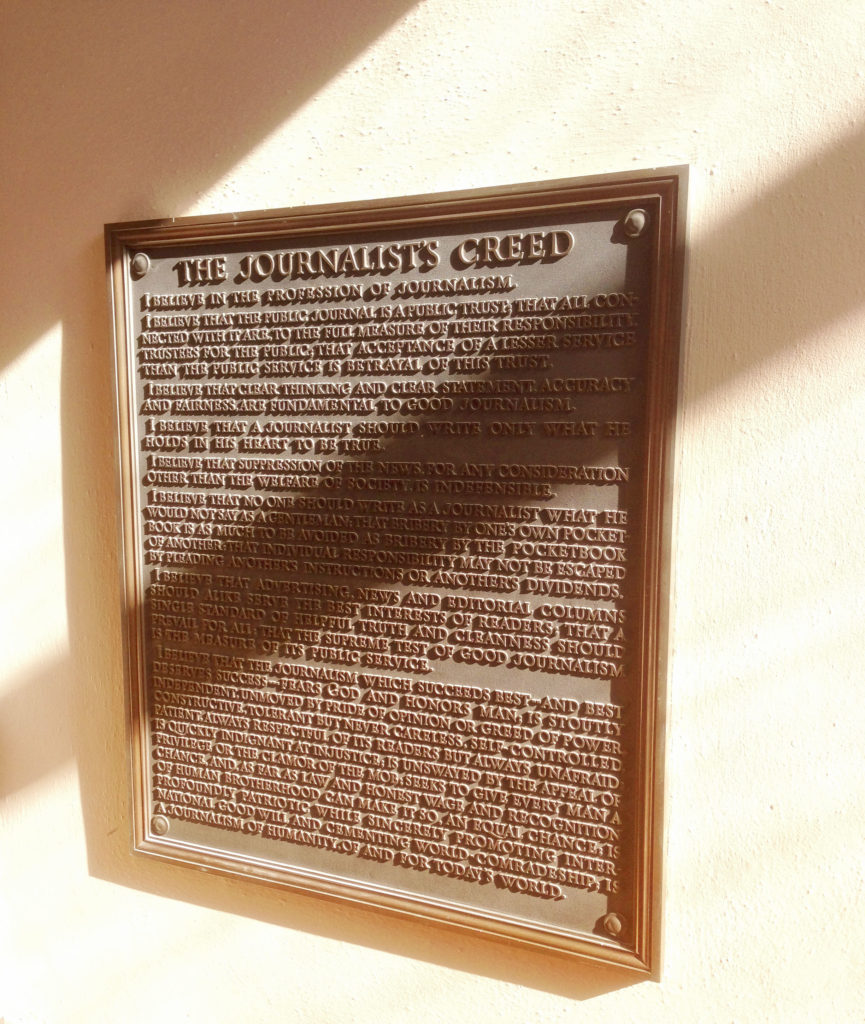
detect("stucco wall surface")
[1,1,864,1021]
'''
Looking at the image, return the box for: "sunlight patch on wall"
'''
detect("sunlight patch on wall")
[0,325,68,684]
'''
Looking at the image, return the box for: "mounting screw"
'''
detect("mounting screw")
[602,912,624,937]
[622,209,647,238]
[131,252,151,278]
[151,815,169,836]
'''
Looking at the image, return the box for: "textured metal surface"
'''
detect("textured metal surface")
[106,169,686,972]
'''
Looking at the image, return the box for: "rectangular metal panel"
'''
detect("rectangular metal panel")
[107,169,686,973]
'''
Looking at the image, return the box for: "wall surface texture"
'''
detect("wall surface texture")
[2,1,864,1021]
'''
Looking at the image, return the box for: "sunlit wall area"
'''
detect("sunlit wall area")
[1,1,864,1021]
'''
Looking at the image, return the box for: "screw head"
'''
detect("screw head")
[131,252,151,278]
[622,209,647,238]
[602,912,624,937]
[151,815,169,836]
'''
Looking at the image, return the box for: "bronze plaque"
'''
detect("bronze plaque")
[107,169,686,973]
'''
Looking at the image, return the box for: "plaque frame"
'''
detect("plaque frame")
[106,167,687,974]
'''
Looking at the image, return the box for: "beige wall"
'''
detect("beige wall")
[2,1,864,1020]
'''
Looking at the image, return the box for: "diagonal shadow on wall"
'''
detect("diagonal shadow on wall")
[683,122,865,405]
[0,0,420,371]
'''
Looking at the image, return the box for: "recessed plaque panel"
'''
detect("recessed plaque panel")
[107,169,686,973]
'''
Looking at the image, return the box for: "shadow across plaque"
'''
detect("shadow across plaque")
[105,168,687,978]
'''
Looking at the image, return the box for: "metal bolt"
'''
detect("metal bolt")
[602,912,624,937]
[622,209,647,238]
[131,252,151,278]
[151,815,169,836]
